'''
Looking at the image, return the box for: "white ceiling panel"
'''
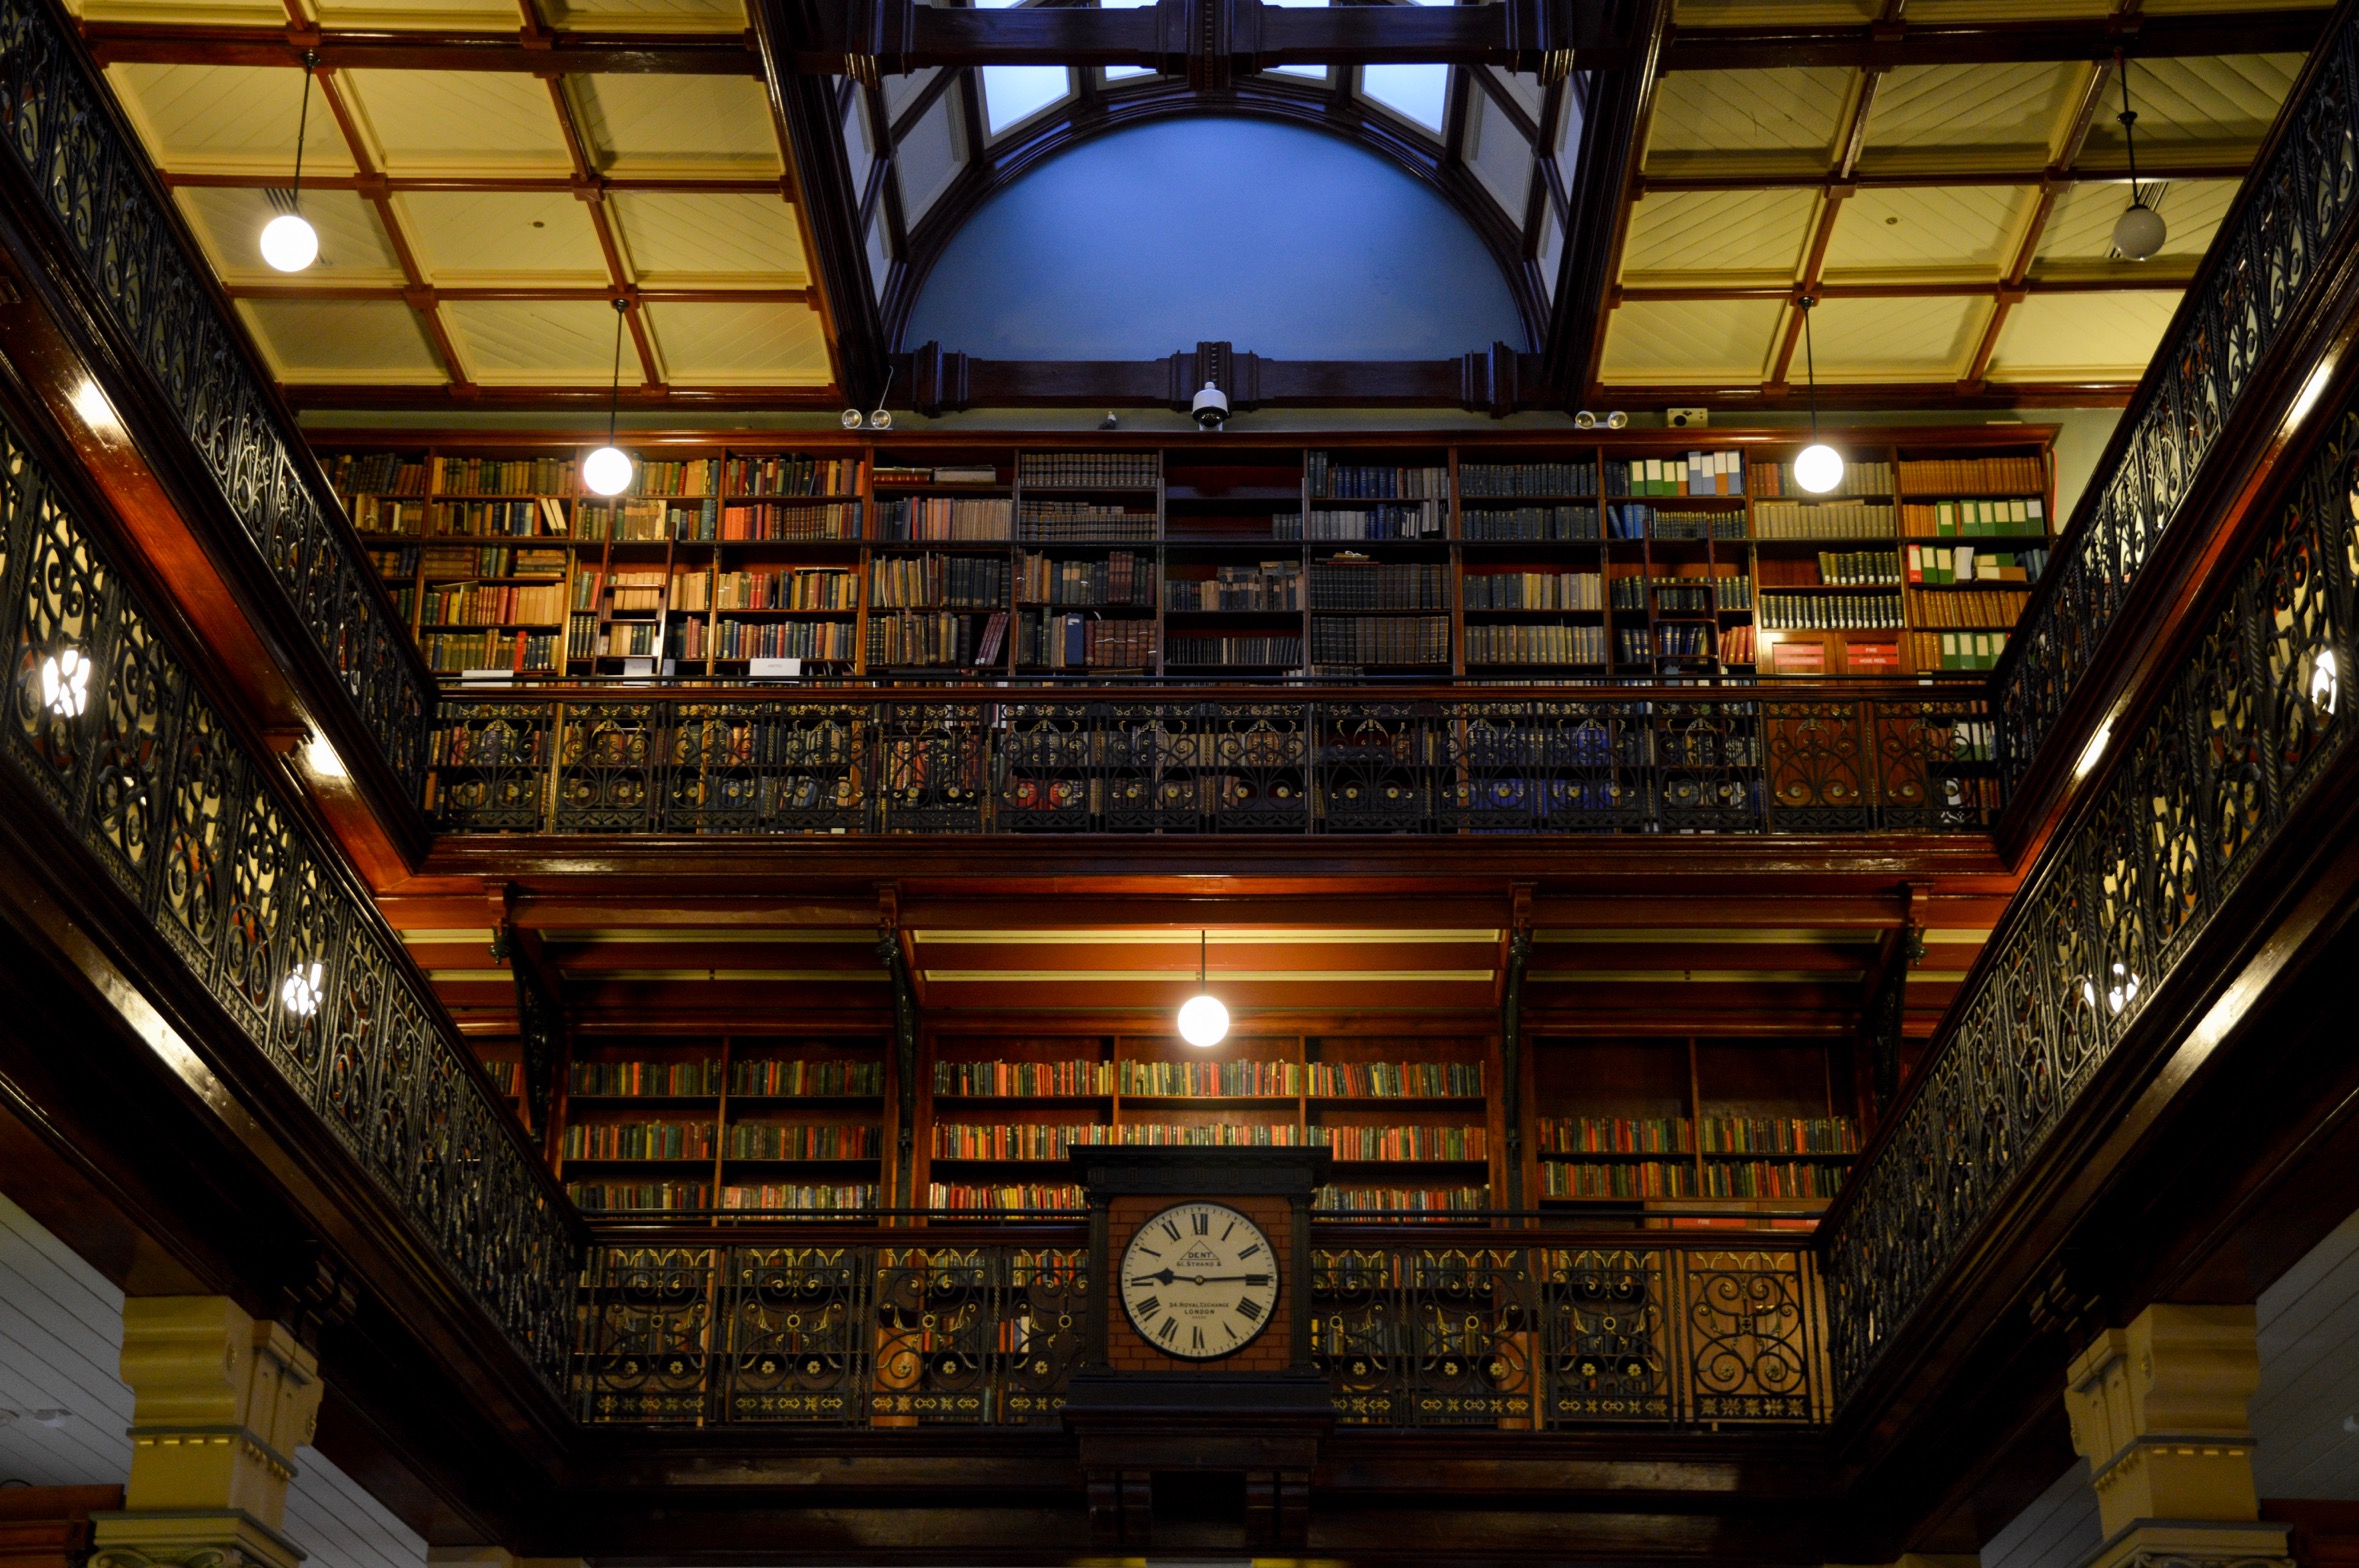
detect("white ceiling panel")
[338,72,575,176]
[105,63,357,178]
[1601,297,1784,383]
[441,298,639,382]
[1986,290,2178,379]
[643,300,832,384]
[175,187,407,286]
[1822,185,2034,278]
[395,189,611,285]
[570,75,785,176]
[1806,294,1986,379]
[609,192,809,285]
[239,299,447,381]
[1620,188,1817,281]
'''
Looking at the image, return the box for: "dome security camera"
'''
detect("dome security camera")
[1191,381,1230,430]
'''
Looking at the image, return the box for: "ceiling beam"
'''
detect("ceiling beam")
[283,383,841,410]
[1661,7,2329,71]
[79,22,761,75]
[1619,271,2197,302]
[1548,0,1671,404]
[162,173,790,195]
[226,285,814,304]
[1635,154,2259,192]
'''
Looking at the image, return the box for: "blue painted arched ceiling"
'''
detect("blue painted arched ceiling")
[901,115,1530,360]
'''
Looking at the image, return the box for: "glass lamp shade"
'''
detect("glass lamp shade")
[1176,993,1229,1048]
[582,444,634,498]
[1794,442,1845,494]
[2113,202,2167,262]
[259,212,319,273]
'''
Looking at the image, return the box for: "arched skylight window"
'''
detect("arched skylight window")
[1358,0,1451,131]
[975,0,1074,134]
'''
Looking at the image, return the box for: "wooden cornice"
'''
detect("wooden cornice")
[80,22,761,75]
[1662,7,2331,71]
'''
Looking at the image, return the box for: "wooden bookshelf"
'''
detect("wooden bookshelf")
[551,1032,890,1215]
[1528,1036,1861,1226]
[321,429,2055,689]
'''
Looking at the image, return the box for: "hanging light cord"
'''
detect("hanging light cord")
[1800,294,1822,443]
[2117,53,2143,207]
[604,298,628,449]
[290,51,318,211]
[1198,930,1207,989]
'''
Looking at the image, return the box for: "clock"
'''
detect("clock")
[1117,1200,1279,1361]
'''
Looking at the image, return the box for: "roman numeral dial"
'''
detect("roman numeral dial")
[1117,1201,1279,1362]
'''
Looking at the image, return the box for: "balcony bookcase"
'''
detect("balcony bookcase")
[321,428,2055,687]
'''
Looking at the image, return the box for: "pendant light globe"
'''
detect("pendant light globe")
[582,444,633,497]
[2113,202,2167,262]
[259,212,319,273]
[1177,993,1229,1048]
[1794,441,1845,494]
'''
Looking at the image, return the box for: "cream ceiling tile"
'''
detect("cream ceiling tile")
[1904,0,2109,17]
[2082,55,2301,151]
[1862,62,2084,162]
[2142,0,2329,9]
[336,72,574,176]
[1619,188,1817,282]
[641,301,830,385]
[394,190,611,285]
[1986,291,2178,379]
[1600,297,1784,383]
[441,299,639,383]
[1805,295,1986,380]
[79,0,286,19]
[310,0,522,26]
[175,187,406,285]
[1821,185,2033,278]
[609,192,808,286]
[569,75,784,176]
[105,63,358,178]
[236,299,446,382]
[1669,0,1873,20]
[541,0,749,28]
[1644,68,1851,171]
[2035,178,2239,265]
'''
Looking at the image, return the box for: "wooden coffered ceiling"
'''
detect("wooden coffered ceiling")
[378,882,2009,1044]
[70,0,841,409]
[1594,0,2329,403]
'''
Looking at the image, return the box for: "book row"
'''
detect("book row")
[713,568,859,611]
[1463,570,1604,611]
[1169,634,1303,666]
[1753,501,1900,539]
[1016,612,1155,670]
[1164,562,1303,612]
[1284,504,1448,541]
[1910,629,2013,670]
[1700,1162,1846,1199]
[1903,498,2047,537]
[1462,504,1602,541]
[423,630,558,673]
[1907,588,2033,629]
[1460,462,1598,498]
[1018,452,1159,489]
[1696,1116,1859,1154]
[870,554,1010,609]
[926,1060,1483,1098]
[1535,1116,1693,1155]
[1308,455,1448,500]
[724,1123,879,1160]
[1908,546,2047,586]
[1759,592,1905,631]
[1751,459,1897,499]
[561,1120,715,1161]
[420,583,565,628]
[1897,455,2047,495]
[880,496,1012,540]
[1465,623,1610,665]
[1310,616,1452,665]
[1021,501,1159,541]
[1810,550,1903,587]
[1019,551,1156,607]
[1609,452,1744,497]
[1541,1161,1695,1199]
[1307,560,1453,610]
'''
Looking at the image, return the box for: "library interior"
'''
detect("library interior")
[2,3,2359,1568]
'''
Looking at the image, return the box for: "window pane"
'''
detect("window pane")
[981,65,1072,133]
[1363,62,1448,133]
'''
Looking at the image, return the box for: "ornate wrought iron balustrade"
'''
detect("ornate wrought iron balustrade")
[0,0,433,794]
[430,687,1996,836]
[0,399,572,1386]
[1997,2,2359,793]
[573,1235,1824,1428]
[1823,396,2359,1407]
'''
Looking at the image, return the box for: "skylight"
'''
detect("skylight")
[1362,64,1448,133]
[977,0,1074,133]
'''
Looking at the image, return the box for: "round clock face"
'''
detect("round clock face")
[1118,1201,1278,1361]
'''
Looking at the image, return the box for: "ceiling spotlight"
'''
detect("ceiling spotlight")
[260,52,321,273]
[1176,930,1229,1048]
[1794,295,1845,495]
[1573,410,1597,430]
[2112,54,2167,262]
[1604,411,1629,430]
[582,298,634,498]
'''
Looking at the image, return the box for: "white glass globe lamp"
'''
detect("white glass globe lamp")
[1177,993,1229,1048]
[260,212,318,273]
[1794,441,1845,495]
[582,444,633,498]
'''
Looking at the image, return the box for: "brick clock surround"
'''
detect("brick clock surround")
[1064,1148,1337,1553]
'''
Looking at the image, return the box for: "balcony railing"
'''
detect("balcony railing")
[1996,0,2359,794]
[0,0,434,793]
[573,1228,1826,1429]
[427,685,1998,837]
[1822,388,2359,1405]
[0,395,572,1386]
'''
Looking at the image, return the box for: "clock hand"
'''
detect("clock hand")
[1129,1270,1175,1286]
[1157,1274,1273,1286]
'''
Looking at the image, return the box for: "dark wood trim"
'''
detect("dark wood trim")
[79,21,762,75]
[1663,8,2331,71]
[1549,0,1669,405]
